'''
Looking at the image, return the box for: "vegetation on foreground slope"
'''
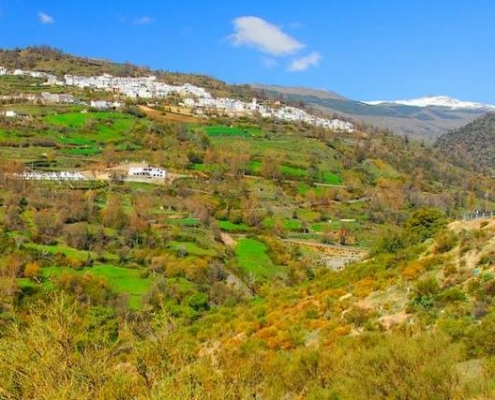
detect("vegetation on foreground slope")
[436,112,495,171]
[2,54,495,397]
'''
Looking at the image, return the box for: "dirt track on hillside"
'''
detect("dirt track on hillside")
[138,105,200,123]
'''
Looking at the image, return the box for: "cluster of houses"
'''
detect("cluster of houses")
[0,65,354,132]
[63,74,211,100]
[0,66,59,84]
[184,97,353,131]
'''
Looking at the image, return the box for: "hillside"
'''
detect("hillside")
[3,47,487,140]
[2,48,495,398]
[254,84,488,140]
[435,112,495,170]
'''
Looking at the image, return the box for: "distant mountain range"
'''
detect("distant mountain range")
[365,95,495,111]
[252,85,492,140]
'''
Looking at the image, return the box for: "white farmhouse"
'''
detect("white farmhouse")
[5,110,17,118]
[128,165,167,179]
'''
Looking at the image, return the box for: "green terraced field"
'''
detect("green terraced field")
[43,265,152,309]
[235,238,284,278]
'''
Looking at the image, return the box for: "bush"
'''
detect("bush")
[187,293,210,312]
[434,230,458,254]
[409,276,440,311]
[438,287,466,303]
[372,228,406,255]
[404,208,447,244]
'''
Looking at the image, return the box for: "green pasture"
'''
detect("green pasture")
[204,125,262,137]
[217,220,249,232]
[235,238,284,278]
[43,264,152,309]
[168,241,216,257]
[45,111,136,142]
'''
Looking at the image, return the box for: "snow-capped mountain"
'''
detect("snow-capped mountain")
[364,96,495,110]
[253,85,495,139]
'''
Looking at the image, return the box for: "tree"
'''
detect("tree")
[33,208,64,244]
[101,194,128,230]
[64,223,91,250]
[404,207,446,243]
[0,254,23,307]
[260,151,282,181]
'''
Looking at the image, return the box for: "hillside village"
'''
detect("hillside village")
[0,65,354,132]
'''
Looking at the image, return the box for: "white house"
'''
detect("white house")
[5,110,17,118]
[183,98,195,107]
[128,165,167,179]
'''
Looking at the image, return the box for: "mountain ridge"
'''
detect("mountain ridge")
[436,112,495,170]
[365,95,495,110]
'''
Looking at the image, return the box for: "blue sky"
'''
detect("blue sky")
[1,0,495,103]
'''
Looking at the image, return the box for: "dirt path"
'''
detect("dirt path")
[220,232,236,247]
[138,105,200,123]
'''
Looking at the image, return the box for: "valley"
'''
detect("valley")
[1,47,495,398]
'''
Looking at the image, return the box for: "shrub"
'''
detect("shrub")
[438,287,466,303]
[187,293,210,312]
[372,228,406,255]
[404,208,447,244]
[434,230,458,254]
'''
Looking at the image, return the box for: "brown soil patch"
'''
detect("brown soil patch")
[138,105,200,123]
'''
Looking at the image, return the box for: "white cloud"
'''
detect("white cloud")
[289,52,322,72]
[38,12,54,24]
[134,16,154,25]
[229,16,304,56]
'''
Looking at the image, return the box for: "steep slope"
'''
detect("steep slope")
[435,113,495,169]
[253,84,488,140]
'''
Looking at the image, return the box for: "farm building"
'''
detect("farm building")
[128,165,167,179]
[15,171,88,181]
[41,92,75,104]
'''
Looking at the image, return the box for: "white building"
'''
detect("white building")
[14,171,88,181]
[5,110,17,118]
[128,165,167,179]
